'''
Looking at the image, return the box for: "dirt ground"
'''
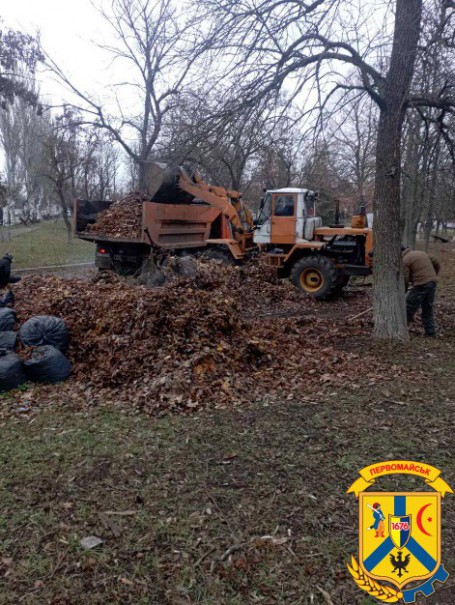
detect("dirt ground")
[0,245,454,604]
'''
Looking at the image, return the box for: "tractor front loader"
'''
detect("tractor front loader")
[75,163,373,299]
[74,163,256,274]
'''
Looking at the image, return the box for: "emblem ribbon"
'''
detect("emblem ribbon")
[347,460,453,497]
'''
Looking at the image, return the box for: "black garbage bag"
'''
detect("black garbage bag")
[20,315,69,352]
[23,345,71,384]
[0,289,14,307]
[0,308,16,332]
[0,331,17,352]
[0,349,26,391]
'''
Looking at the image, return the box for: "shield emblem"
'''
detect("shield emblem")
[389,514,411,549]
[359,492,441,589]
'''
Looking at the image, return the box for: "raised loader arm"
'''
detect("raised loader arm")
[177,169,253,234]
[145,162,253,234]
[144,162,254,258]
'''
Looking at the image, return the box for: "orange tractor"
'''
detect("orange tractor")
[74,163,373,299]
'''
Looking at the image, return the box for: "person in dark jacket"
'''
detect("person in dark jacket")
[402,247,439,336]
[0,253,21,288]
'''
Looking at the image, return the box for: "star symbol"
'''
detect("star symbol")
[427,517,433,523]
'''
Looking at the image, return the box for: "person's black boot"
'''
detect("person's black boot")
[8,275,21,284]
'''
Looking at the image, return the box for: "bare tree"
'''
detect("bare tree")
[401,113,426,248]
[400,0,455,247]
[16,93,49,222]
[331,98,377,210]
[253,135,298,191]
[299,144,347,223]
[79,130,121,200]
[41,111,85,241]
[50,0,208,188]
[0,39,44,225]
[200,0,455,340]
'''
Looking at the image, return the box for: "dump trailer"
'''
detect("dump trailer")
[74,164,255,274]
[74,163,373,298]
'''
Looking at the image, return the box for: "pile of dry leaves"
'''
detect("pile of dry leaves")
[85,192,148,239]
[10,261,396,415]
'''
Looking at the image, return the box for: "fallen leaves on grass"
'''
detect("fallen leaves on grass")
[10,257,442,415]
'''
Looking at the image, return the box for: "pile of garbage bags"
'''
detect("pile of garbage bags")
[0,290,71,392]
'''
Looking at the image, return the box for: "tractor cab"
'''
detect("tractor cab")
[254,188,321,246]
[253,187,373,299]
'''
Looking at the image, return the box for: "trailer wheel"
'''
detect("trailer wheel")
[198,247,236,265]
[290,256,338,300]
[111,256,144,277]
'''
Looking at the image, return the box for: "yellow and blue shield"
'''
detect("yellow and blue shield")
[389,514,411,549]
[359,492,440,589]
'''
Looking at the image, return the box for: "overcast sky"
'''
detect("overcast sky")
[1,0,391,172]
[1,0,115,104]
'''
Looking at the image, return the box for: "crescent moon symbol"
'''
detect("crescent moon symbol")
[416,503,432,536]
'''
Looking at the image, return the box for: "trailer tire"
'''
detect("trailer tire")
[111,257,144,276]
[290,256,338,300]
[198,247,236,265]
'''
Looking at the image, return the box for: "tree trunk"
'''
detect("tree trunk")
[61,208,72,243]
[423,214,432,250]
[373,0,422,340]
[402,119,421,248]
[138,160,150,191]
[373,109,409,339]
[57,186,72,243]
[424,140,441,251]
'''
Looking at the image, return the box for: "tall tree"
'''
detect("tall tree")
[0,98,22,224]
[201,0,455,340]
[331,98,377,211]
[41,111,85,240]
[401,0,455,247]
[0,21,42,106]
[0,26,43,225]
[79,130,120,200]
[51,0,208,188]
[372,0,422,340]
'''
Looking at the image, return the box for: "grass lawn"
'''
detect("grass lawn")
[0,246,454,603]
[1,337,455,604]
[0,221,94,269]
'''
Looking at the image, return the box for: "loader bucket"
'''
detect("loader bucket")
[144,162,193,204]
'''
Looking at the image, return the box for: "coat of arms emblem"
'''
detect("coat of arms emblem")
[347,460,452,603]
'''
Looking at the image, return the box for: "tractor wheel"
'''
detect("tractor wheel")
[290,256,338,300]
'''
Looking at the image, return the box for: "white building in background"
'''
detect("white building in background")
[0,199,61,226]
